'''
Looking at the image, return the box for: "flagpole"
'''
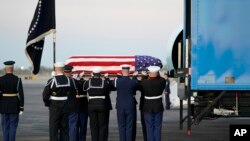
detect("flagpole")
[53,32,56,68]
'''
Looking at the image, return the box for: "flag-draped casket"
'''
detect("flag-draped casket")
[65,55,163,74]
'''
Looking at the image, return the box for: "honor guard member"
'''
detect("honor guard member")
[114,64,138,141]
[141,66,166,141]
[83,67,111,141]
[139,71,148,141]
[103,73,113,141]
[164,72,171,110]
[42,62,75,141]
[64,65,88,141]
[76,72,89,141]
[0,61,24,141]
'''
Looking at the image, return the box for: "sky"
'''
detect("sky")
[0,0,183,69]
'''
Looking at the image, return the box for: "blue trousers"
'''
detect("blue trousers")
[1,114,19,141]
[144,112,163,141]
[69,112,88,141]
[117,108,135,141]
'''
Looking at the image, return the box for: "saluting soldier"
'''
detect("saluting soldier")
[76,72,89,141]
[42,62,75,141]
[140,66,166,141]
[114,64,138,141]
[103,73,113,141]
[83,67,112,141]
[64,65,88,141]
[0,61,24,141]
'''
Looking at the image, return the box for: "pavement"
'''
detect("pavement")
[1,79,250,141]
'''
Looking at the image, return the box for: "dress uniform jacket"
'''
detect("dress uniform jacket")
[43,75,75,108]
[139,75,148,111]
[42,74,76,141]
[141,76,166,113]
[85,77,111,111]
[67,78,88,113]
[115,76,138,110]
[67,78,78,113]
[140,75,166,141]
[115,76,138,141]
[68,78,88,141]
[0,73,24,114]
[84,76,112,141]
[104,77,113,111]
[75,78,88,112]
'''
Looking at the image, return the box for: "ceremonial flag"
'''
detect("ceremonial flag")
[25,0,56,75]
[65,55,163,74]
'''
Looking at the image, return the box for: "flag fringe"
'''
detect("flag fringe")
[26,29,56,47]
[25,29,56,75]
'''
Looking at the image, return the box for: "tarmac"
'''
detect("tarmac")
[1,79,250,141]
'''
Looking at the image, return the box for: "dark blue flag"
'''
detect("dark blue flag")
[25,0,56,75]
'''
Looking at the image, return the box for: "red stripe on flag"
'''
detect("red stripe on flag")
[69,56,134,59]
[66,56,136,74]
[67,62,135,67]
[73,70,123,74]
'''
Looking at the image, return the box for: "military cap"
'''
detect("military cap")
[147,66,160,73]
[120,64,131,70]
[64,65,73,72]
[4,61,15,67]
[92,67,102,73]
[141,71,148,76]
[54,62,64,68]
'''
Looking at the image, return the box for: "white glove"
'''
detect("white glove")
[72,74,78,79]
[51,71,55,77]
[104,73,109,78]
[19,111,23,116]
[141,71,147,76]
[79,72,85,77]
[133,71,138,76]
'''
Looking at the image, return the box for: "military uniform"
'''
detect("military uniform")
[73,78,88,141]
[84,68,112,141]
[64,65,88,141]
[140,66,166,141]
[68,77,88,141]
[103,76,113,141]
[165,77,171,110]
[0,61,24,141]
[115,66,138,141]
[139,72,148,141]
[43,63,75,141]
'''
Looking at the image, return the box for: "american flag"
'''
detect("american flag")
[65,55,163,74]
[25,0,56,75]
